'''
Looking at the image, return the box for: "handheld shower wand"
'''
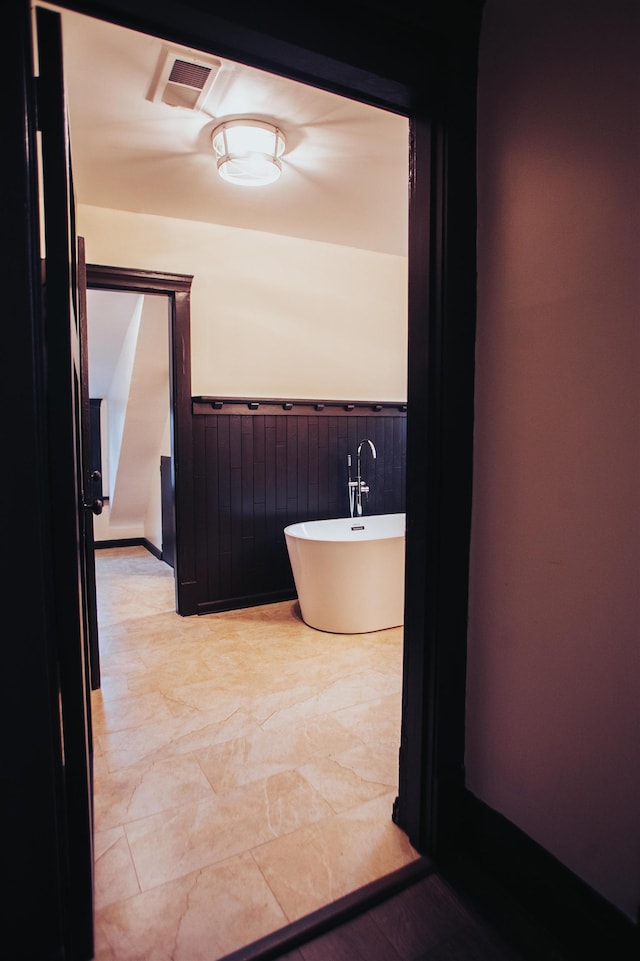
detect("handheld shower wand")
[347,453,356,517]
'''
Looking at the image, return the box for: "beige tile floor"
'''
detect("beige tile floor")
[91,546,419,960]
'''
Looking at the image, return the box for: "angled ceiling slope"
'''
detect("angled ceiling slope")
[57,7,409,256]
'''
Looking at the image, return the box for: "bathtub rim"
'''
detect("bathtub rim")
[284,511,406,544]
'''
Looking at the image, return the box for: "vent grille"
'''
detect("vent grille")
[167,59,212,91]
[147,47,222,111]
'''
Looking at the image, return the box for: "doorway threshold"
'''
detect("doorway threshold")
[220,857,435,961]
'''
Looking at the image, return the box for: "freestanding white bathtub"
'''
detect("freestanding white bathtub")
[284,513,406,634]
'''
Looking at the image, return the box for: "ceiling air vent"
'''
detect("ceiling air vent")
[147,46,222,111]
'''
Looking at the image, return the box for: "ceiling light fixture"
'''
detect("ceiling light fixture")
[211,119,286,187]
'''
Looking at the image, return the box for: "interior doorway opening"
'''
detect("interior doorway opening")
[87,287,172,564]
[16,0,481,957]
[73,11,413,953]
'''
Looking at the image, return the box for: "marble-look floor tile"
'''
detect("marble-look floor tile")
[96,566,176,623]
[122,657,216,696]
[91,688,182,736]
[94,754,215,831]
[195,715,362,793]
[93,672,136,702]
[99,612,187,654]
[91,547,416,959]
[97,589,175,625]
[259,669,401,731]
[93,852,290,960]
[94,825,141,910]
[94,646,148,676]
[333,692,403,749]
[125,769,335,890]
[166,676,256,714]
[245,679,326,726]
[298,742,398,813]
[251,791,420,922]
[93,748,110,780]
[98,705,260,771]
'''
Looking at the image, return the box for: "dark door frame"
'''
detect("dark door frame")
[85,264,195,615]
[11,6,481,956]
[47,0,481,857]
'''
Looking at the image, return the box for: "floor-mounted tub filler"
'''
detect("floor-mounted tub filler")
[284,513,406,633]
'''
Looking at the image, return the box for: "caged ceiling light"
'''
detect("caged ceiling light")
[211,119,286,187]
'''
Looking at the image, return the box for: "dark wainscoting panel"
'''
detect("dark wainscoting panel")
[192,399,407,613]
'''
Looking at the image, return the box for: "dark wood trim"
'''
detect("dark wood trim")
[197,589,296,615]
[95,537,145,549]
[85,263,192,294]
[160,455,175,568]
[88,398,103,501]
[7,4,72,952]
[94,537,162,561]
[395,20,480,860]
[219,857,435,961]
[454,790,640,959]
[85,264,196,615]
[194,396,408,416]
[143,538,162,560]
[79,245,102,694]
[36,10,96,959]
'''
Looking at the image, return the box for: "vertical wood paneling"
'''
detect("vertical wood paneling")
[265,416,277,519]
[328,416,339,518]
[192,416,211,600]
[252,417,266,591]
[193,409,407,611]
[297,416,309,522]
[308,416,319,517]
[264,416,278,592]
[216,415,231,600]
[240,417,254,592]
[396,417,407,514]
[318,416,329,516]
[276,417,287,512]
[286,416,298,520]
[203,418,218,600]
[229,414,243,596]
[383,417,394,498]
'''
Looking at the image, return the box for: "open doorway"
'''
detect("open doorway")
[87,287,172,560]
[85,263,194,616]
[15,0,481,956]
[70,11,415,957]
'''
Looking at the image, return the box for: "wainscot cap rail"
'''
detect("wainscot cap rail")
[192,396,408,416]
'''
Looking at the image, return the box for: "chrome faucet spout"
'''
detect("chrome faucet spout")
[354,439,377,516]
[357,438,377,461]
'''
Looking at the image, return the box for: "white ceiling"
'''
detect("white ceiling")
[56,7,410,257]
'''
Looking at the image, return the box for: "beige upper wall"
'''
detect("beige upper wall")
[468,0,639,920]
[78,205,408,401]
